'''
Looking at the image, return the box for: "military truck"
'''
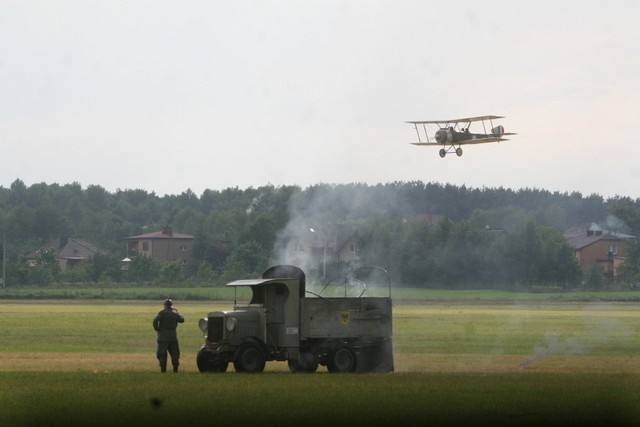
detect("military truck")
[196,265,394,373]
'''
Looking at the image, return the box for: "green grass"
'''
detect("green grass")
[3,300,639,356]
[390,288,640,303]
[1,372,638,427]
[0,300,223,353]
[2,285,640,302]
[0,285,240,301]
[395,303,640,355]
[1,299,640,426]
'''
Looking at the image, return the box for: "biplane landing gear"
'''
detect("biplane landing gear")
[439,149,446,158]
[456,147,463,157]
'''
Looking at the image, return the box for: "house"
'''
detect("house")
[564,224,634,277]
[25,237,107,271]
[281,224,360,272]
[124,225,194,268]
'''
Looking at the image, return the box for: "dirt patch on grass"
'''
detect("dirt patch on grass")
[395,353,640,373]
[0,352,292,373]
[2,352,639,374]
[0,352,162,372]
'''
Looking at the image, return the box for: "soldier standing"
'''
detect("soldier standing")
[153,298,185,373]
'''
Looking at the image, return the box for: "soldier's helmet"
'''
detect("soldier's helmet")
[163,298,173,307]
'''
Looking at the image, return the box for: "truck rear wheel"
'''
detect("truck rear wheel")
[234,342,266,373]
[196,346,229,373]
[327,343,357,373]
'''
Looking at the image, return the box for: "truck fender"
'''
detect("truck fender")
[239,337,269,356]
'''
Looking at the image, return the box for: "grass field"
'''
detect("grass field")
[1,295,639,426]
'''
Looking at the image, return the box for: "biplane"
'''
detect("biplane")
[407,115,516,158]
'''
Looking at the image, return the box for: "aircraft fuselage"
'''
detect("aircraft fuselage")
[434,128,488,145]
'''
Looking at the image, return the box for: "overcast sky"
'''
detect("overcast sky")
[2,1,639,198]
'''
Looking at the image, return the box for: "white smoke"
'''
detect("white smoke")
[520,304,637,367]
[602,214,631,234]
[246,193,264,214]
[270,185,406,286]
[270,188,330,279]
[520,333,588,367]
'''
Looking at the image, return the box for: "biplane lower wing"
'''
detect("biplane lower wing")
[456,136,510,145]
[411,136,511,146]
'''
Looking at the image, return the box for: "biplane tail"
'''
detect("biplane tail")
[491,125,517,138]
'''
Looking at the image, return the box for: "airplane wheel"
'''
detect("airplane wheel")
[439,149,446,158]
[456,148,463,157]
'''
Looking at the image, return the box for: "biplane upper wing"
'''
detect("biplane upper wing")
[406,115,505,125]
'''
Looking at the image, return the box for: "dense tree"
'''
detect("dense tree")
[84,253,125,283]
[127,254,159,283]
[357,213,411,285]
[608,196,640,235]
[617,238,640,286]
[28,249,61,285]
[32,204,68,240]
[0,180,635,288]
[584,262,607,290]
[239,212,277,253]
[193,261,216,282]
[159,261,185,283]
[225,240,268,277]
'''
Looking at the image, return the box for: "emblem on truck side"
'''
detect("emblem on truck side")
[340,311,350,325]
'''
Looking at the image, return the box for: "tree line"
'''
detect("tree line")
[1,179,639,288]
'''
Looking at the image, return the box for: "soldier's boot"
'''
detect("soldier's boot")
[173,365,179,373]
[158,355,168,373]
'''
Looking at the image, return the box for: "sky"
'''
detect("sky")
[2,0,640,198]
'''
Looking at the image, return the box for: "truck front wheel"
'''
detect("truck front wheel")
[327,343,357,373]
[234,342,266,373]
[196,346,229,373]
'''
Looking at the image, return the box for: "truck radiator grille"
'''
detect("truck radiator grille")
[208,317,224,342]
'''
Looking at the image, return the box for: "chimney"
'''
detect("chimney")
[162,225,173,236]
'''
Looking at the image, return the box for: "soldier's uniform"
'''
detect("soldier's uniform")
[153,299,185,373]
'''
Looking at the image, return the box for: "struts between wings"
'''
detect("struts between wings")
[407,115,516,158]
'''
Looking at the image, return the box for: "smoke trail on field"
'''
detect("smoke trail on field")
[520,303,637,367]
[520,333,588,367]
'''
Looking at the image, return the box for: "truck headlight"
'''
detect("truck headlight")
[226,317,237,332]
[198,318,208,333]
